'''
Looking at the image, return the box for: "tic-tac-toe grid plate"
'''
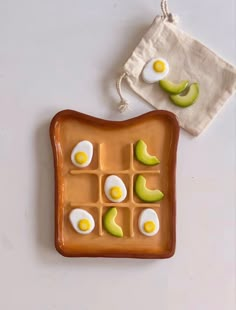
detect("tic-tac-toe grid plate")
[50,110,179,258]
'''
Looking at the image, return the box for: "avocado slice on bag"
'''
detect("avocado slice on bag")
[170,83,199,107]
[159,79,189,94]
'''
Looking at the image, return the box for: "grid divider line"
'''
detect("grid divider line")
[70,169,133,175]
[68,142,163,239]
[133,170,161,174]
[97,144,103,236]
[133,203,161,208]
[129,207,134,237]
[129,143,135,237]
[98,204,103,236]
[98,143,102,170]
[70,170,99,175]
[70,202,101,208]
[129,143,134,171]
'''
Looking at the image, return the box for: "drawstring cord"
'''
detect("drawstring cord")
[160,0,179,24]
[116,1,178,112]
[116,72,130,113]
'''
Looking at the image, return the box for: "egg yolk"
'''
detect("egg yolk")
[144,221,156,233]
[110,186,123,200]
[78,218,91,231]
[153,60,165,73]
[74,151,88,165]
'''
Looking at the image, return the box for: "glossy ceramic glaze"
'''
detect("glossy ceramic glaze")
[50,110,179,258]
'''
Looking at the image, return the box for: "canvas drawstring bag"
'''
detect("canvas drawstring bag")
[116,0,236,136]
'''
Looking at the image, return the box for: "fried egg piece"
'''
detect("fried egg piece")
[104,175,127,203]
[142,58,169,83]
[69,209,95,235]
[71,140,93,168]
[138,208,159,236]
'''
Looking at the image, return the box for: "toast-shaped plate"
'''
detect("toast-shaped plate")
[50,110,179,258]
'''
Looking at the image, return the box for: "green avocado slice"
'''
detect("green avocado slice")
[103,208,123,238]
[135,140,160,166]
[159,79,189,94]
[170,83,199,107]
[135,175,164,203]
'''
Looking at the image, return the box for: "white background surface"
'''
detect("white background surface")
[0,0,235,309]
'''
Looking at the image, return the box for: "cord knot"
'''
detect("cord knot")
[118,99,129,113]
[167,13,179,24]
[161,0,179,24]
[116,72,129,113]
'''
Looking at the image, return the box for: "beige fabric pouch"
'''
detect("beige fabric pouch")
[118,15,236,136]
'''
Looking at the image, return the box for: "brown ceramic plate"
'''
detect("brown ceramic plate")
[50,110,179,258]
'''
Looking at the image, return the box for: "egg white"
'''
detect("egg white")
[69,209,95,235]
[71,140,93,168]
[104,175,127,203]
[142,57,169,83]
[138,208,159,236]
